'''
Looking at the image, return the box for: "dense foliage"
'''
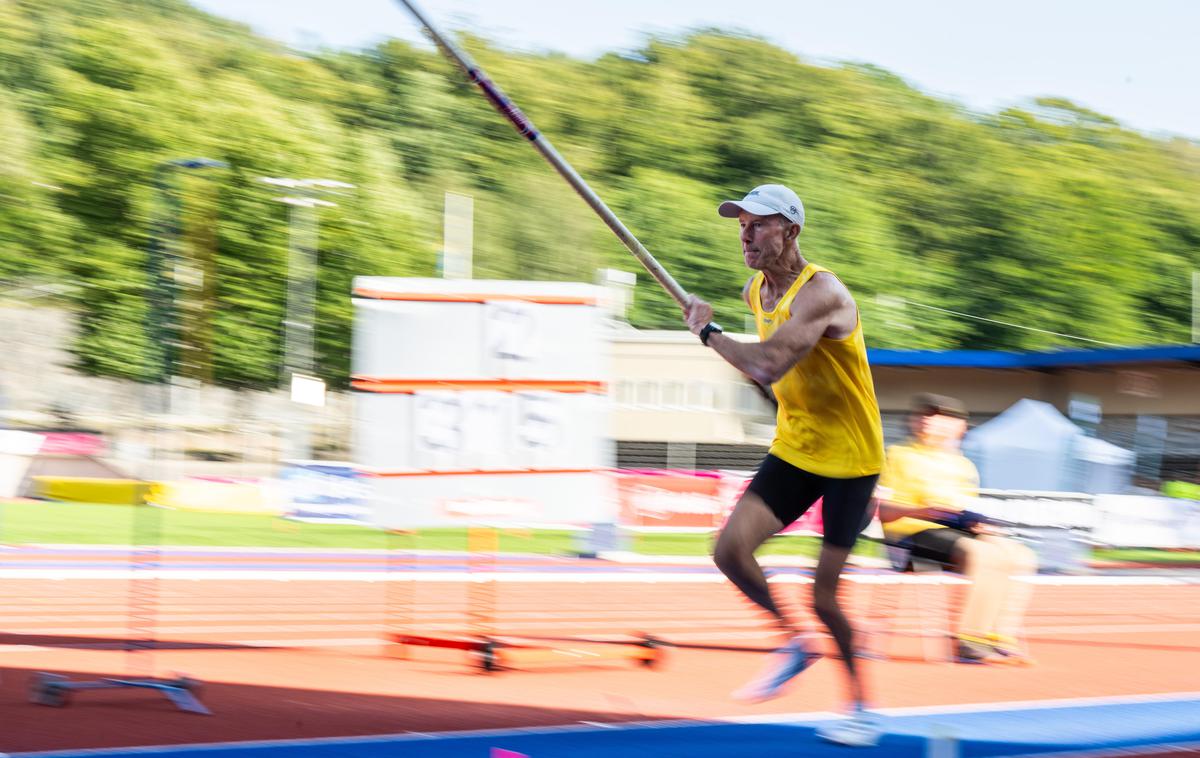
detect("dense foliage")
[3,0,1198,388]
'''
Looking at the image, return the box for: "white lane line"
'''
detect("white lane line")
[0,569,1190,585]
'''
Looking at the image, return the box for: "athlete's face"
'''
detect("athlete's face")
[911,411,967,450]
[738,211,796,270]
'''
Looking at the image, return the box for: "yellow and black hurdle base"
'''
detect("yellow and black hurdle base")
[390,632,668,673]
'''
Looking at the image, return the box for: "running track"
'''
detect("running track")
[2,546,1199,756]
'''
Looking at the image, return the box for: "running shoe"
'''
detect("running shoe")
[954,634,1003,664]
[987,633,1036,666]
[732,636,818,703]
[816,707,883,747]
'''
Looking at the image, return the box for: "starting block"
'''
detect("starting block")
[391,632,668,673]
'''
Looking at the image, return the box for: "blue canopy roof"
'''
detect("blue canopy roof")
[867,344,1200,369]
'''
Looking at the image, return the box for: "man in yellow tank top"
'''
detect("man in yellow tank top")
[682,183,884,747]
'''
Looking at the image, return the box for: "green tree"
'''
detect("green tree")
[2,2,1198,395]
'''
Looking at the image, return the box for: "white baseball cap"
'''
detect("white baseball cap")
[718,184,805,229]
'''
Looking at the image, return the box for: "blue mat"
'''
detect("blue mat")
[18,697,1200,757]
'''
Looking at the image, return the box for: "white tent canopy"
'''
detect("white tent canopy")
[962,399,1134,493]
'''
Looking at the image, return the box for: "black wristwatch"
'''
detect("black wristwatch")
[699,322,723,346]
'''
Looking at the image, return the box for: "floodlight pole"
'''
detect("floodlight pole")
[146,158,228,400]
[260,178,354,461]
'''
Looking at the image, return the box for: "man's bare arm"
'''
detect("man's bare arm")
[738,275,777,405]
[695,274,851,387]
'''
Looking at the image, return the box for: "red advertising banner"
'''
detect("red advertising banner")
[615,469,824,535]
[35,432,105,456]
[616,470,725,530]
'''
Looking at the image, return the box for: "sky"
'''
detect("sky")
[191,0,1199,140]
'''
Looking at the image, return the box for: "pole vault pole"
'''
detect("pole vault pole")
[394,0,719,333]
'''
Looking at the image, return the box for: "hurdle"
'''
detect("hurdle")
[386,523,669,673]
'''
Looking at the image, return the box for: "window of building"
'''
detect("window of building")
[615,380,635,406]
[687,381,715,409]
[661,381,685,408]
[635,380,659,407]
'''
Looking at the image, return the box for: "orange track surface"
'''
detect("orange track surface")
[2,578,1199,754]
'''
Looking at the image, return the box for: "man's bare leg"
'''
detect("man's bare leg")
[712,490,799,636]
[981,536,1038,650]
[812,542,866,707]
[812,540,884,748]
[715,491,825,703]
[953,538,1007,639]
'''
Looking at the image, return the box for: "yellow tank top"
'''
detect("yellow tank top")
[749,264,884,478]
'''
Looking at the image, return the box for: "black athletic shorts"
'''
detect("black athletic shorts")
[746,453,879,548]
[905,526,972,566]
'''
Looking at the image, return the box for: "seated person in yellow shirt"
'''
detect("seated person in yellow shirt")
[876,393,1037,663]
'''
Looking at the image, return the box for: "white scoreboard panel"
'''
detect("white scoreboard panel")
[351,278,615,529]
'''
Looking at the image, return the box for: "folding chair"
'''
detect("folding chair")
[854,522,957,663]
